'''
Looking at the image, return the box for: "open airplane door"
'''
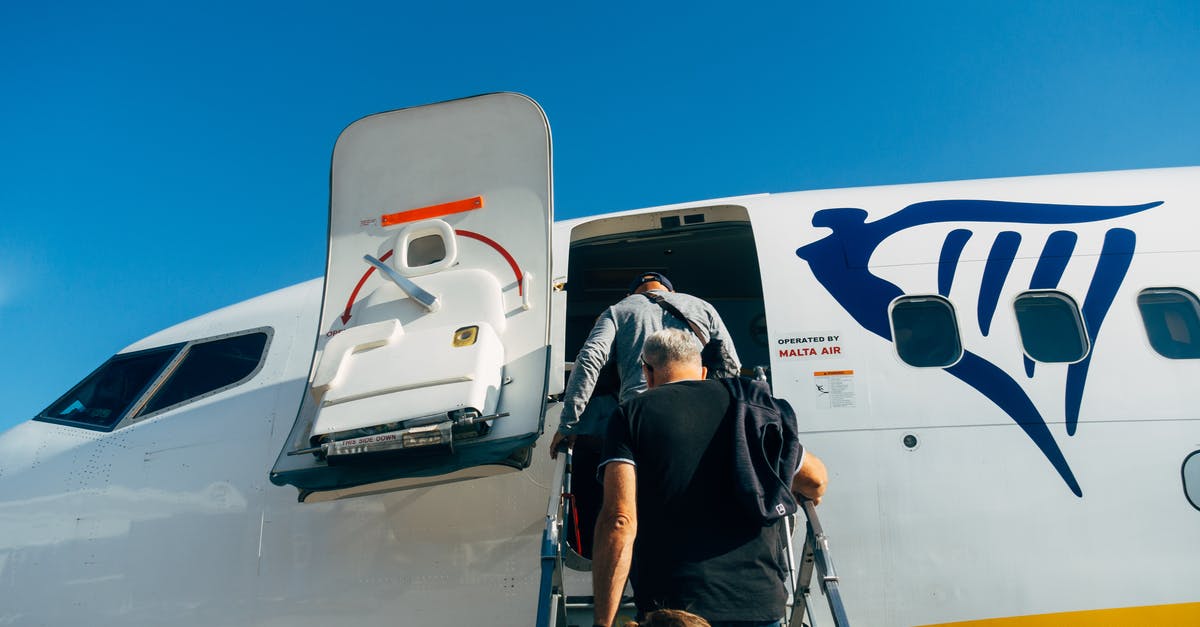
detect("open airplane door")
[271,93,552,502]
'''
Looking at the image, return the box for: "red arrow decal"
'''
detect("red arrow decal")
[340,249,394,325]
[456,230,524,295]
[338,231,521,326]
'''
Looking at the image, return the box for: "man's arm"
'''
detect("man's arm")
[791,451,828,505]
[551,310,618,457]
[592,461,637,627]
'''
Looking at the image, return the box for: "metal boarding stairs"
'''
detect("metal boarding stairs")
[536,447,852,627]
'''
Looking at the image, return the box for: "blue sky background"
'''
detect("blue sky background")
[1,1,1198,431]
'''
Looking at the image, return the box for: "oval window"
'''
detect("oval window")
[1014,291,1089,363]
[1138,288,1200,359]
[1184,450,1200,512]
[891,295,963,368]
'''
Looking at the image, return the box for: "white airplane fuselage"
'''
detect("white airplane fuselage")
[2,164,1199,626]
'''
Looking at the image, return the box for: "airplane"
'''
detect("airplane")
[1,92,1198,626]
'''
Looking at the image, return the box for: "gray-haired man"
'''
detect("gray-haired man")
[591,329,827,627]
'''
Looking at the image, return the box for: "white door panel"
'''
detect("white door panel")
[272,93,553,500]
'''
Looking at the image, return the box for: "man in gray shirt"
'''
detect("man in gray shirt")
[551,271,741,455]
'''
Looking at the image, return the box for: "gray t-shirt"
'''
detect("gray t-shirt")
[557,290,740,437]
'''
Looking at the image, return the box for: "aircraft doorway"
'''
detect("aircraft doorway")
[556,203,767,564]
[564,204,769,379]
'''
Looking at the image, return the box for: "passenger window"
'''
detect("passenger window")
[1013,291,1089,363]
[891,296,963,368]
[1184,451,1200,512]
[1138,288,1200,359]
[140,331,270,416]
[39,345,181,430]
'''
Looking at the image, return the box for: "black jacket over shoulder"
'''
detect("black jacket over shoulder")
[722,377,804,524]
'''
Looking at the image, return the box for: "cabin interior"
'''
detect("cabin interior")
[564,203,770,378]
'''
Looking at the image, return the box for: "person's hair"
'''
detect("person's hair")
[622,609,711,627]
[641,328,702,371]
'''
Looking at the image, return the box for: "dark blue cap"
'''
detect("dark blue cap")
[629,271,673,293]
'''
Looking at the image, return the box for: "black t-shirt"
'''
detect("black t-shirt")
[600,379,787,622]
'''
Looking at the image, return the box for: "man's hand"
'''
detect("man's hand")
[549,431,575,459]
[791,452,828,505]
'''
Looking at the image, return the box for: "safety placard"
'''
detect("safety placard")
[813,370,856,409]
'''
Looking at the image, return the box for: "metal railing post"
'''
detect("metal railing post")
[535,448,570,627]
[801,500,851,627]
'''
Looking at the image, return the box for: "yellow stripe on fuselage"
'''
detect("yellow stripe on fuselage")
[919,603,1200,627]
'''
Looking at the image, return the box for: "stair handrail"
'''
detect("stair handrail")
[535,445,571,627]
[790,499,851,627]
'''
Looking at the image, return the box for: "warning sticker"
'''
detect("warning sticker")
[775,332,845,360]
[813,370,856,409]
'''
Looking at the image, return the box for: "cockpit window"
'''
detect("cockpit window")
[35,327,272,431]
[39,345,182,429]
[140,331,269,416]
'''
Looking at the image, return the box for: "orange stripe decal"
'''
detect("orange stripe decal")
[381,196,483,227]
[918,602,1200,627]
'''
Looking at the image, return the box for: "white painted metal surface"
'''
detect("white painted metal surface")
[0,97,1197,627]
[269,94,555,498]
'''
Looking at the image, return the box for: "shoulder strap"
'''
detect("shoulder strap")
[642,292,709,344]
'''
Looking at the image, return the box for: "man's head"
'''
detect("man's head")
[641,328,705,388]
[628,271,674,295]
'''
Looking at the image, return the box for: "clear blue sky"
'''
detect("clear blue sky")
[2,1,1198,431]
